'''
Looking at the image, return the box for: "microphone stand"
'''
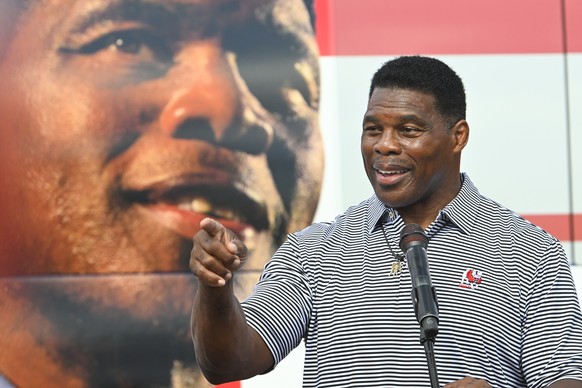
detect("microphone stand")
[400,224,440,388]
[419,323,440,388]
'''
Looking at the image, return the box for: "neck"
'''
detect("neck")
[395,174,463,229]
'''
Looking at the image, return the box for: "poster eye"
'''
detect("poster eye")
[62,29,173,62]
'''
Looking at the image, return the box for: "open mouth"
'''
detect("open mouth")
[123,183,270,232]
[376,168,409,176]
[372,161,411,186]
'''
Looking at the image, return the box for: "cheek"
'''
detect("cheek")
[10,111,123,263]
[408,143,453,188]
[360,137,373,159]
[0,55,152,270]
[36,59,148,142]
[360,142,375,175]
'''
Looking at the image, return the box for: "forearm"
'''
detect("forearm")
[189,218,274,382]
[191,283,266,384]
[548,379,582,388]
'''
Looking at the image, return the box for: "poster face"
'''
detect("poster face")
[0,0,320,386]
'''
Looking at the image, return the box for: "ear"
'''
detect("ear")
[450,119,469,153]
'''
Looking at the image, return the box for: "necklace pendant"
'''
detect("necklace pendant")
[388,254,405,277]
[389,261,402,276]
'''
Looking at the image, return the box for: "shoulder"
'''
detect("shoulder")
[477,194,559,246]
[471,194,567,279]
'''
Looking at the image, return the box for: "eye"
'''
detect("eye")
[401,126,424,136]
[61,28,173,63]
[363,125,382,134]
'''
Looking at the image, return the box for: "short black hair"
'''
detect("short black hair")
[369,56,466,128]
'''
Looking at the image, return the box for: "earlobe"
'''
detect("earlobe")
[451,120,469,152]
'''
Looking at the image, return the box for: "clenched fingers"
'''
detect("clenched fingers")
[189,218,248,287]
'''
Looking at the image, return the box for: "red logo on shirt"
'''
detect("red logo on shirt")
[459,268,483,289]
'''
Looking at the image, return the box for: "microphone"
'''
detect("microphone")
[399,224,439,341]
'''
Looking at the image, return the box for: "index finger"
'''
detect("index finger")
[200,218,247,258]
[200,218,225,238]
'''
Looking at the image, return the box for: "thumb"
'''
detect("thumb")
[201,218,249,260]
[225,229,249,260]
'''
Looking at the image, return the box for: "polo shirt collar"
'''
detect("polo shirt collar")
[367,195,389,233]
[368,173,481,235]
[439,173,481,235]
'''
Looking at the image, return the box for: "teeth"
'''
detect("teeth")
[191,198,212,213]
[177,196,241,222]
[241,227,256,250]
[241,227,255,240]
[214,208,235,220]
[379,169,406,175]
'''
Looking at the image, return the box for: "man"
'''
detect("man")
[0,0,321,386]
[190,56,582,387]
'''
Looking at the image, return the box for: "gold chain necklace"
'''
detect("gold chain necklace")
[381,222,405,277]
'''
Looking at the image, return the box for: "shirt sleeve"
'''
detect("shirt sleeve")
[521,238,582,387]
[241,233,313,366]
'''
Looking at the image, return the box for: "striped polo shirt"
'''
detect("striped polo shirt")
[242,174,582,387]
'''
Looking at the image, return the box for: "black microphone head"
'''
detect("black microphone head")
[399,223,429,251]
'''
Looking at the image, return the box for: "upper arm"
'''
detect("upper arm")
[249,325,276,375]
[522,240,582,386]
[547,379,582,388]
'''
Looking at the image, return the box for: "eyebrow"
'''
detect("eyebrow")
[363,115,381,125]
[398,114,430,128]
[68,1,173,33]
[67,0,239,35]
[363,114,431,128]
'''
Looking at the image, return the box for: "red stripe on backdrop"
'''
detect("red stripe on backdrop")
[314,0,334,57]
[522,213,582,243]
[565,0,582,52]
[315,0,570,56]
[215,382,240,388]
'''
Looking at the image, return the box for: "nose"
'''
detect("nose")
[373,128,401,155]
[159,43,273,154]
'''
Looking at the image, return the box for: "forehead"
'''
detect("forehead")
[367,87,438,115]
[14,0,278,31]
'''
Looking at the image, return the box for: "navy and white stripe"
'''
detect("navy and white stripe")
[242,174,582,387]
